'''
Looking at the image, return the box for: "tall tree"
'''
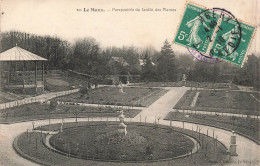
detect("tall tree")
[156,40,176,81]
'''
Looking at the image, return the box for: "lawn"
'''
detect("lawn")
[0,102,141,123]
[15,122,229,166]
[52,86,168,107]
[138,81,239,90]
[174,90,197,109]
[0,96,12,104]
[196,91,259,110]
[251,93,260,100]
[0,91,23,104]
[174,90,260,115]
[45,71,86,92]
[165,111,260,144]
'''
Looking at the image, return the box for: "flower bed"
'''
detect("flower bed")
[52,86,167,107]
[0,102,141,123]
[174,90,260,115]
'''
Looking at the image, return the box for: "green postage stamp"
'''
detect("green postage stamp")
[173,2,256,67]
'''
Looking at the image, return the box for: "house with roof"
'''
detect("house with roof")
[109,57,130,67]
[107,57,133,84]
[108,56,130,75]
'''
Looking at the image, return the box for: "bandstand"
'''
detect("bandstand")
[0,45,47,94]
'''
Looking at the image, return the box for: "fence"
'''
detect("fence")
[0,89,79,110]
[173,109,260,120]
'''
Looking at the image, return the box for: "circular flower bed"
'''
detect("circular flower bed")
[49,124,194,161]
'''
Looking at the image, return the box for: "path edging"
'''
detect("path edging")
[13,133,51,166]
[164,118,260,145]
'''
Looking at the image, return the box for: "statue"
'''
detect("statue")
[182,74,187,86]
[118,81,124,93]
[225,91,229,98]
[118,110,127,135]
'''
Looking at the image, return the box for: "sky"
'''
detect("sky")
[1,0,259,54]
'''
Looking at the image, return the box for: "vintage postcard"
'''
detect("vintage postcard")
[0,0,259,166]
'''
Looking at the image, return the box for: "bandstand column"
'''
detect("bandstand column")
[15,61,17,79]
[0,62,2,89]
[35,61,37,92]
[22,61,25,90]
[42,61,44,91]
[7,62,10,88]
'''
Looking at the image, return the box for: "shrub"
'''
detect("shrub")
[64,107,70,113]
[79,87,89,96]
[145,145,153,155]
[49,101,58,111]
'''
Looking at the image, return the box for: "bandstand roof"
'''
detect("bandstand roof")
[0,46,47,61]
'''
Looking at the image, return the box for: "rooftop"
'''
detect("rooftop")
[110,57,130,66]
[0,46,47,61]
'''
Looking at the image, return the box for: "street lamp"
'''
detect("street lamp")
[76,143,80,157]
[198,126,202,140]
[215,135,218,146]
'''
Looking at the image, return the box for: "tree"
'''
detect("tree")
[191,61,220,82]
[122,46,140,73]
[156,40,176,81]
[70,37,100,74]
[234,54,260,90]
[102,46,140,75]
[141,52,156,81]
[176,54,194,69]
[0,31,71,70]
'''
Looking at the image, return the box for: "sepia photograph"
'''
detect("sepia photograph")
[0,0,259,165]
